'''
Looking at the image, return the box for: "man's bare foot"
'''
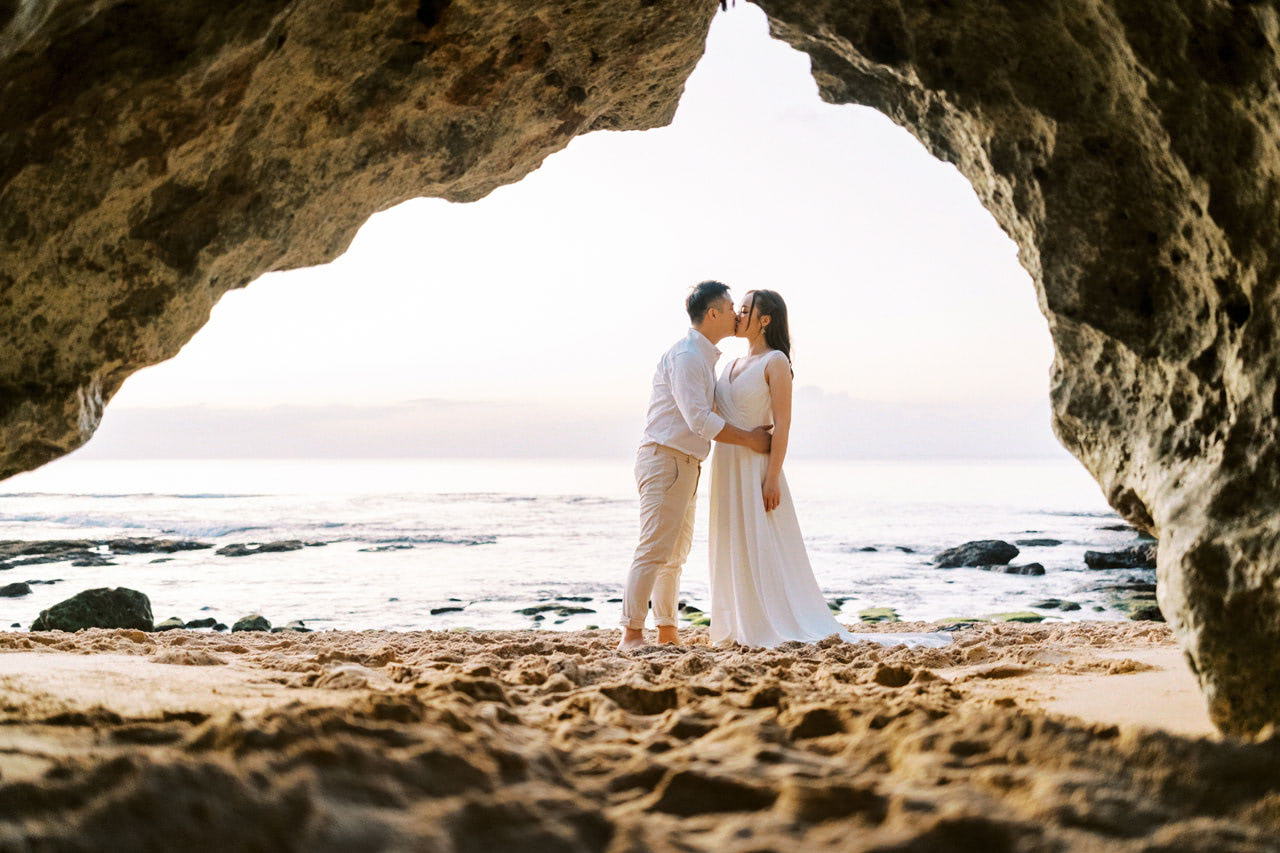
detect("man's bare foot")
[657,626,681,645]
[617,627,647,651]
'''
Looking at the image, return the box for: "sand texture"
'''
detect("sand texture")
[0,622,1276,851]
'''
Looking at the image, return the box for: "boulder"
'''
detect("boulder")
[1016,539,1063,547]
[1085,544,1158,569]
[30,588,153,632]
[935,540,1019,568]
[184,617,218,629]
[153,617,185,631]
[231,614,271,632]
[0,582,31,597]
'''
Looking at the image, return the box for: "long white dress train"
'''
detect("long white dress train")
[708,350,951,649]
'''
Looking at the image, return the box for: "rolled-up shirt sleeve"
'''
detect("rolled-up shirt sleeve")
[669,352,726,442]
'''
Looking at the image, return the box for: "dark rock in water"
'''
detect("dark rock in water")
[1095,580,1157,594]
[981,563,1046,576]
[106,538,212,554]
[388,597,399,602]
[4,553,93,569]
[678,600,705,614]
[0,540,97,560]
[213,623,228,632]
[304,542,327,547]
[988,612,1046,623]
[358,544,414,552]
[26,579,62,585]
[153,617,185,631]
[9,623,18,628]
[1031,599,1082,611]
[607,598,623,603]
[0,539,210,569]
[1016,538,1063,547]
[31,587,153,632]
[431,606,465,615]
[231,614,271,632]
[516,604,595,617]
[1085,544,1157,569]
[935,540,1019,568]
[1112,591,1164,622]
[216,541,306,558]
[1099,525,1157,541]
[894,546,915,554]
[270,620,312,633]
[531,614,545,622]
[199,606,213,611]
[859,607,899,623]
[0,582,31,597]
[858,546,878,552]
[149,558,173,564]
[1129,603,1164,621]
[557,596,592,602]
[184,617,217,629]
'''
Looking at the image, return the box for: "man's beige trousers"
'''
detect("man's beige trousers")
[621,443,701,630]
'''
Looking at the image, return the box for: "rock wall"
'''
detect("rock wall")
[753,0,1280,736]
[3,0,1279,735]
[0,0,716,474]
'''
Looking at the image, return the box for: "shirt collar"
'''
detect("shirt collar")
[688,327,722,362]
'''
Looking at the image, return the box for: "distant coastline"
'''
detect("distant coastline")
[75,389,1066,460]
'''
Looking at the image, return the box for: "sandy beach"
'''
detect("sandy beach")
[0,621,1275,850]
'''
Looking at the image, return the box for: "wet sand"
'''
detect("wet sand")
[0,622,1276,850]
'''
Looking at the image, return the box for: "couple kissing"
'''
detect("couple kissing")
[617,281,951,652]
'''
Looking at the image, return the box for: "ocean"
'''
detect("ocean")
[0,457,1151,632]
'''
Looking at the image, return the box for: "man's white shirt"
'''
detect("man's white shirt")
[641,328,726,460]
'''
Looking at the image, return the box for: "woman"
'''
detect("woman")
[707,290,950,648]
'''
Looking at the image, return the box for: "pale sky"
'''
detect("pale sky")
[100,4,1059,458]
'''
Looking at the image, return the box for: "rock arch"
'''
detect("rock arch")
[2,0,1277,734]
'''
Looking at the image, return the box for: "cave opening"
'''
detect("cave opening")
[0,5,1138,641]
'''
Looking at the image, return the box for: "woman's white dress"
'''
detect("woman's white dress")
[708,350,951,649]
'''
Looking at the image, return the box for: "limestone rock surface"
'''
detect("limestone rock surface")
[4,0,1280,734]
[752,0,1280,735]
[0,0,716,475]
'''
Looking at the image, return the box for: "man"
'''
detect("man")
[618,281,772,651]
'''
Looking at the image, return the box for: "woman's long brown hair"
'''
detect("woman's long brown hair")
[745,289,792,375]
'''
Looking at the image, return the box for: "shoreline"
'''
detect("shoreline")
[3,621,1274,849]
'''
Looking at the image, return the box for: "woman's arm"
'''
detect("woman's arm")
[762,353,792,512]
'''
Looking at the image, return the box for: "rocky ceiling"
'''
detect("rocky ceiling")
[2,0,1278,735]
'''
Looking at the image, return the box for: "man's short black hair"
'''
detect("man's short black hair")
[686,280,731,325]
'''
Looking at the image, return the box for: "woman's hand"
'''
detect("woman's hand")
[762,475,781,512]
